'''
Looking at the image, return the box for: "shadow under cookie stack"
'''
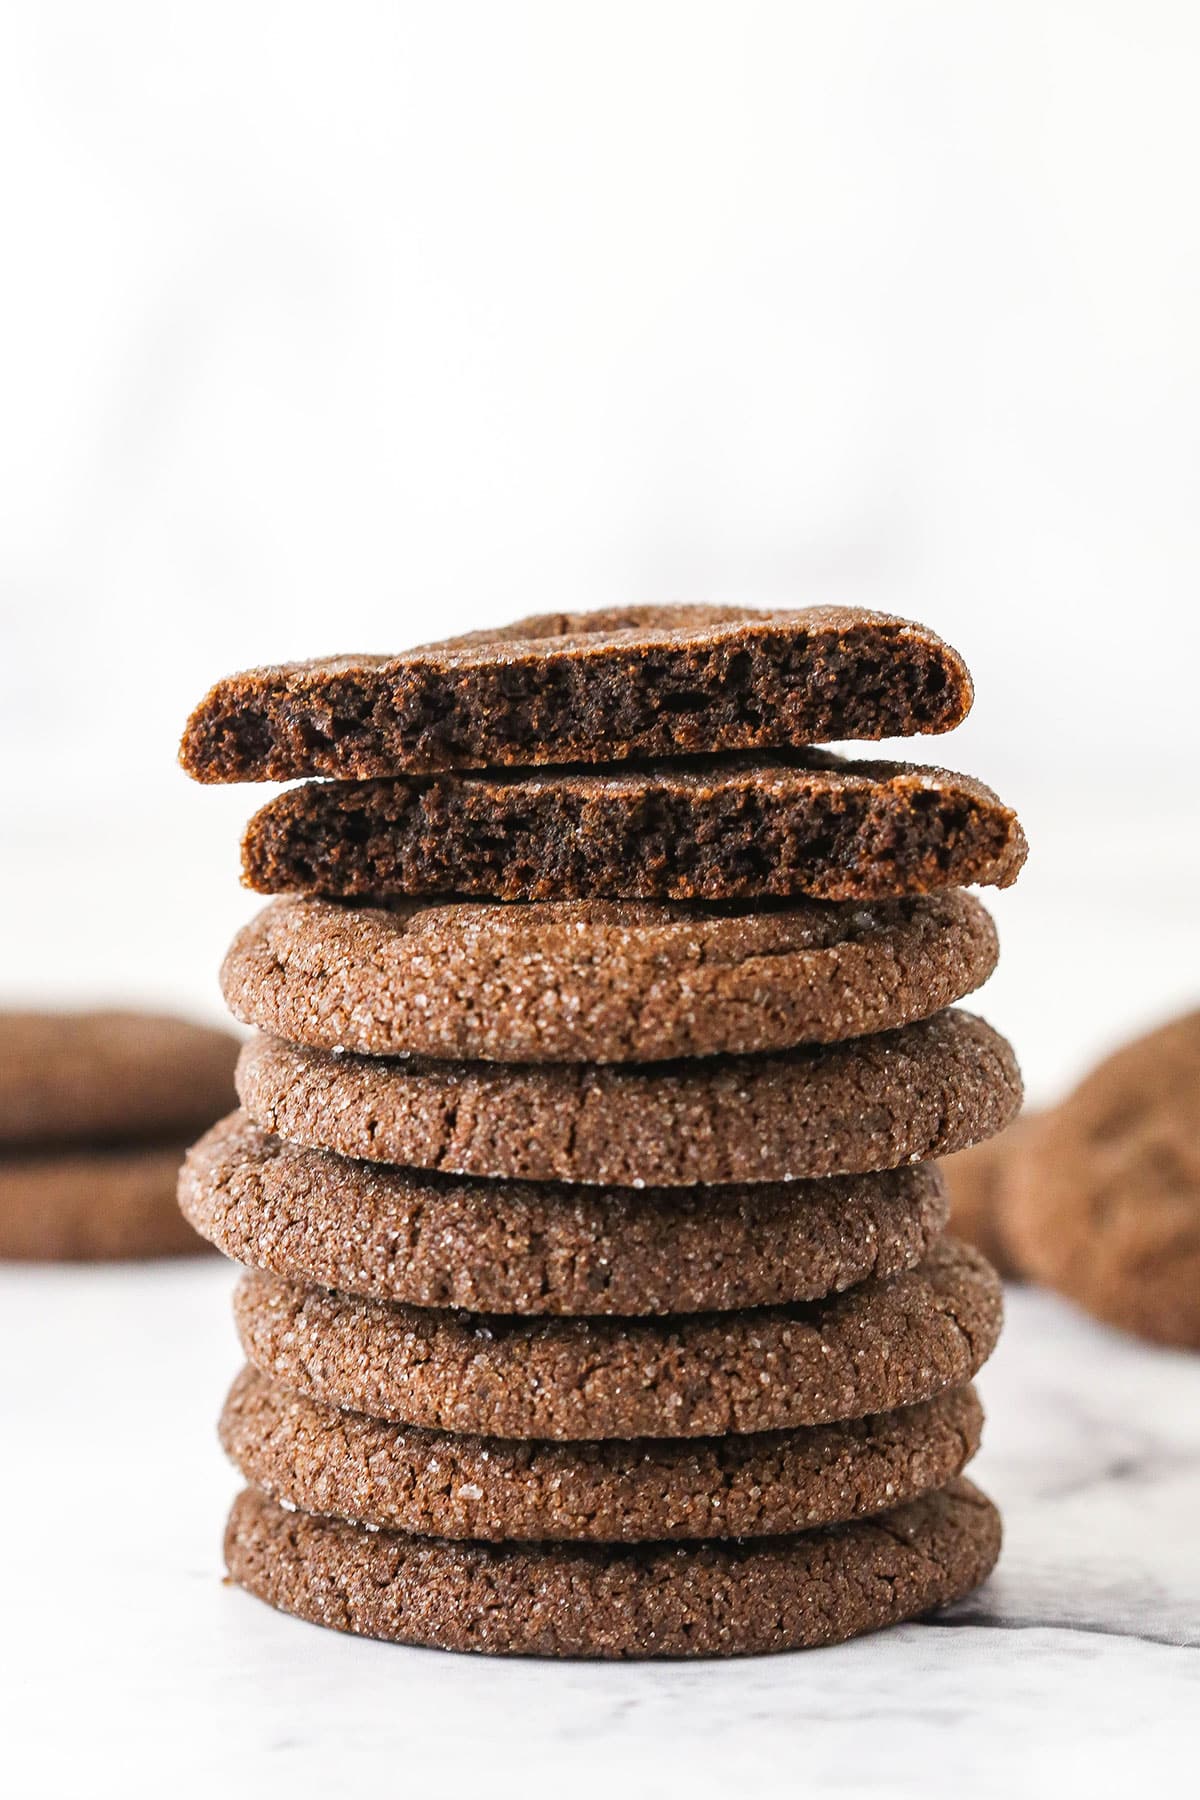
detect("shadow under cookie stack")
[179,606,1026,1659]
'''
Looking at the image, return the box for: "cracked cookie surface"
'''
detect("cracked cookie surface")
[235,1009,1021,1186]
[221,1367,983,1542]
[233,1237,1002,1440]
[221,891,998,1063]
[182,1112,949,1314]
[224,1476,1002,1657]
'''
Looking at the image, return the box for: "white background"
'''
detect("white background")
[1,5,1198,1793]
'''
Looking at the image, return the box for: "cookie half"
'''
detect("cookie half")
[0,1011,239,1148]
[0,1143,205,1261]
[233,1238,1002,1440]
[240,753,1026,904]
[1005,1010,1200,1348]
[222,891,999,1063]
[221,1367,984,1543]
[181,604,973,781]
[182,1112,948,1314]
[235,1009,1021,1186]
[224,1477,1001,1657]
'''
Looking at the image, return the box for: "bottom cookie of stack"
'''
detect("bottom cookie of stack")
[225,1477,999,1659]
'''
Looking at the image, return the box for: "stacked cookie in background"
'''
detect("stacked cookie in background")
[0,1011,237,1262]
[179,606,1026,1658]
[944,1010,1200,1349]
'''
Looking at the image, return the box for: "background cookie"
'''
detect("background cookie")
[233,1238,1002,1439]
[181,604,973,781]
[1005,1010,1200,1348]
[939,1116,1034,1279]
[0,1143,205,1261]
[221,1367,984,1542]
[222,891,999,1063]
[235,1009,1021,1186]
[0,1011,240,1147]
[182,1112,949,1314]
[240,753,1027,903]
[225,1478,1002,1658]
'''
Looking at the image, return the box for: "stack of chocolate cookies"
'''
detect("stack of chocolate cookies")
[179,606,1025,1658]
[1,1010,237,1262]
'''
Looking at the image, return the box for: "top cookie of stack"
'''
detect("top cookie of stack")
[182,606,1024,904]
[180,605,1023,1660]
[181,604,976,779]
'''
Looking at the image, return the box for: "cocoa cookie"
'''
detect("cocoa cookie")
[240,753,1027,904]
[180,605,973,782]
[233,1238,1002,1439]
[221,891,999,1064]
[181,1112,949,1314]
[224,1477,1002,1657]
[1005,1011,1200,1348]
[940,1116,1034,1279]
[235,1009,1021,1186]
[0,1011,239,1148]
[0,1143,205,1261]
[221,1366,984,1542]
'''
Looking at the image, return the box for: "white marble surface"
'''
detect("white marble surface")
[2,1260,1196,1799]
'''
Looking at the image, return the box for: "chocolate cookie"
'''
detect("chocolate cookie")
[940,1116,1033,1279]
[221,891,999,1064]
[0,1011,239,1147]
[235,1009,1021,1186]
[240,753,1027,903]
[224,1477,1001,1657]
[221,1366,983,1542]
[181,1112,949,1314]
[233,1238,1002,1439]
[0,1143,204,1261]
[1005,1011,1200,1348]
[180,605,973,782]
